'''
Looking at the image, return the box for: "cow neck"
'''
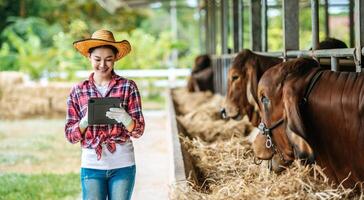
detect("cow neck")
[301,69,324,105]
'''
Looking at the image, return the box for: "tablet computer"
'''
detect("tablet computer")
[88,97,122,125]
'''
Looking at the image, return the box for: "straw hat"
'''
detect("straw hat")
[73,29,131,61]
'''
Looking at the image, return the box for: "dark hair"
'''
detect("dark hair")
[88,45,119,55]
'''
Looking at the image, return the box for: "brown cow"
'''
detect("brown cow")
[313,37,348,50]
[187,54,214,93]
[222,49,282,126]
[222,38,349,126]
[253,57,364,188]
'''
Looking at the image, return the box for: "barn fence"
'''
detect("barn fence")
[204,0,364,94]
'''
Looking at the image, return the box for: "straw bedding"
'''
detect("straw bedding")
[170,88,362,200]
[176,92,252,142]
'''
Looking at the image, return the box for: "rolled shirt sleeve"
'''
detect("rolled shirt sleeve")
[64,86,83,144]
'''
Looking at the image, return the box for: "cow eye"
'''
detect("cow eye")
[261,96,270,105]
[232,75,239,81]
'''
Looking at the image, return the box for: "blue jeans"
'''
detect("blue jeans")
[81,165,136,200]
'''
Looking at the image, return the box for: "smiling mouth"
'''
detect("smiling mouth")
[99,68,109,72]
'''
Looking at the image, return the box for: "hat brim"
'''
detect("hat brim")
[73,39,131,61]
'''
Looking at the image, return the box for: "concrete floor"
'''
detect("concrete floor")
[132,110,170,200]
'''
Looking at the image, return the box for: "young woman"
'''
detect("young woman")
[65,29,145,200]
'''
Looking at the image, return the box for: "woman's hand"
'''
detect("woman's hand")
[106,107,134,130]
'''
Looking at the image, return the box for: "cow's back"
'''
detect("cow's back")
[304,71,364,187]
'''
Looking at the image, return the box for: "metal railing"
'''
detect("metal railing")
[212,47,364,95]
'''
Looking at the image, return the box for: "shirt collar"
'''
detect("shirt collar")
[88,71,122,84]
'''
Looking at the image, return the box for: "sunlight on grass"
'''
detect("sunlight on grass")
[0,173,80,200]
[0,118,82,199]
[0,118,80,173]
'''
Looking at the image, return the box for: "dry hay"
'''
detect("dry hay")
[0,71,25,86]
[170,88,363,200]
[176,96,252,142]
[173,88,253,142]
[170,136,362,200]
[0,82,72,119]
[172,88,214,115]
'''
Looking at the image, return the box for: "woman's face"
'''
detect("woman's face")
[89,47,116,78]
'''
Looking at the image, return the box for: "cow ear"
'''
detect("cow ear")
[187,76,195,92]
[283,89,315,164]
[248,60,259,105]
[246,61,260,109]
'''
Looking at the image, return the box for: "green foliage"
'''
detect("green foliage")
[0,173,80,200]
[116,29,194,69]
[266,2,350,51]
[51,20,90,80]
[0,17,61,79]
[0,0,200,79]
[138,6,199,69]
[299,6,330,49]
[0,43,18,71]
[116,29,172,69]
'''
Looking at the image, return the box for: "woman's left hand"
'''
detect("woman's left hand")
[106,107,132,127]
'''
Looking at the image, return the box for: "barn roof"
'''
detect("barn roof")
[95,0,197,13]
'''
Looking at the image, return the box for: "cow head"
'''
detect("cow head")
[252,62,295,167]
[187,55,212,92]
[222,52,250,120]
[222,49,282,126]
[253,58,320,171]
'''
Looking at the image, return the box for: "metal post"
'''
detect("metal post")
[217,58,222,94]
[350,0,354,47]
[211,0,217,55]
[221,0,229,55]
[233,0,242,53]
[222,57,231,95]
[324,0,330,38]
[205,0,210,54]
[170,0,178,83]
[212,58,218,93]
[241,0,244,49]
[250,0,262,51]
[198,0,205,54]
[283,0,299,50]
[355,0,364,72]
[331,56,338,71]
[262,0,268,52]
[220,58,223,94]
[311,0,319,50]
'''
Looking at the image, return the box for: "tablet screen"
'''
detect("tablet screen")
[88,97,122,125]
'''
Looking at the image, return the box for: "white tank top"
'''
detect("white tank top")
[81,84,135,169]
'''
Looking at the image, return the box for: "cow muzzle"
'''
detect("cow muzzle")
[220,108,227,119]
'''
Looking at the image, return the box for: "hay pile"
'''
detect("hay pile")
[173,88,253,142]
[170,88,362,199]
[0,71,25,86]
[172,88,214,115]
[171,137,359,200]
[0,84,71,119]
[0,72,72,119]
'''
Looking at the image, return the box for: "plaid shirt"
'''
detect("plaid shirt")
[65,72,145,160]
